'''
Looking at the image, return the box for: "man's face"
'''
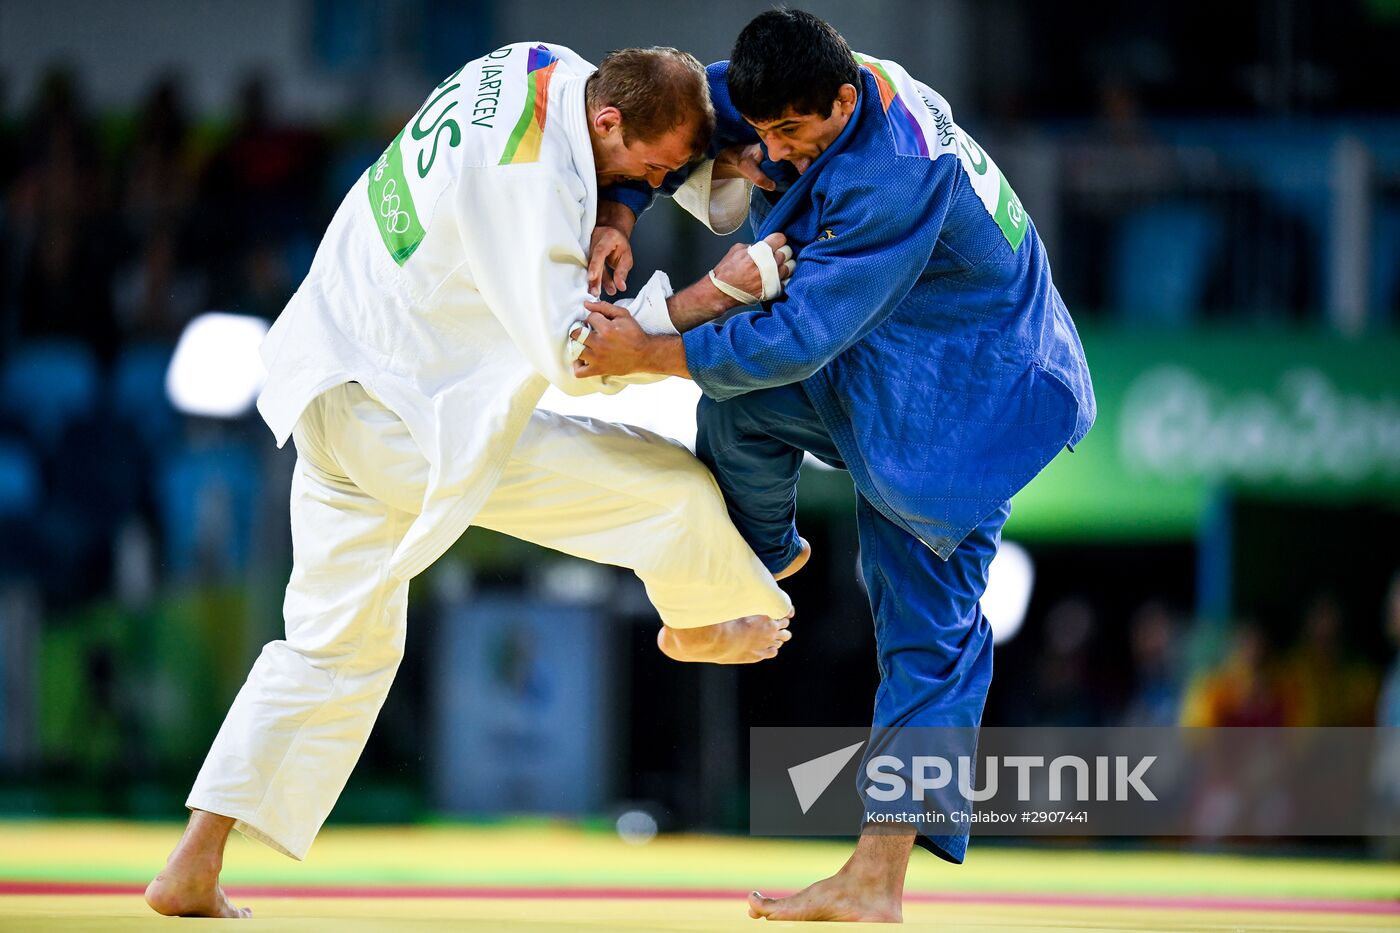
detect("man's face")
[592,108,697,188]
[744,84,858,174]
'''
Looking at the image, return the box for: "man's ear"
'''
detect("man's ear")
[836,83,859,117]
[593,105,623,137]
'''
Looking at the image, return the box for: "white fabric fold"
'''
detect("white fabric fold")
[567,269,676,374]
[673,158,754,235]
[618,270,678,336]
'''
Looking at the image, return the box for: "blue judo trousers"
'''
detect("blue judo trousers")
[696,383,1007,861]
[610,55,1095,862]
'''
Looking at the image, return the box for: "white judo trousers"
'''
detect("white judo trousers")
[187,382,791,859]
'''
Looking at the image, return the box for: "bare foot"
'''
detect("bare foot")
[657,614,792,664]
[146,810,250,918]
[773,537,811,582]
[145,865,251,918]
[747,829,911,922]
[746,873,901,923]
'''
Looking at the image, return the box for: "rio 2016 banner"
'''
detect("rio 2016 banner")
[1000,329,1400,541]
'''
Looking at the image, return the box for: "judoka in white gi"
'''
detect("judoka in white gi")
[145,43,796,919]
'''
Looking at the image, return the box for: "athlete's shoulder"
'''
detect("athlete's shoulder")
[850,53,1030,252]
[530,41,595,75]
[483,40,593,72]
[462,42,588,170]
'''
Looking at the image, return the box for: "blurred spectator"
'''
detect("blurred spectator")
[197,75,324,311]
[112,228,207,343]
[0,72,11,337]
[1057,76,1189,319]
[1087,76,1179,187]
[113,76,206,342]
[1120,600,1185,726]
[1371,572,1400,858]
[1030,598,1102,725]
[1379,573,1400,729]
[1181,623,1294,727]
[5,67,118,359]
[120,75,196,240]
[0,71,13,182]
[1281,593,1379,726]
[232,242,294,321]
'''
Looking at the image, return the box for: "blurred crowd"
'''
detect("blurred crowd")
[1,68,330,360]
[0,69,391,609]
[1004,582,1400,730]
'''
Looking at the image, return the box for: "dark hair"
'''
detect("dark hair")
[586,47,715,153]
[729,9,860,122]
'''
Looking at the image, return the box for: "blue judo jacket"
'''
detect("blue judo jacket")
[612,57,1095,559]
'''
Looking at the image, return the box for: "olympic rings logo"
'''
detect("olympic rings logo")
[379,178,411,235]
[1007,195,1024,228]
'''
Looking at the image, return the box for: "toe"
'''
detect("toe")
[756,895,800,921]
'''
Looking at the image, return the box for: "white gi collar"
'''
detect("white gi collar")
[554,73,598,228]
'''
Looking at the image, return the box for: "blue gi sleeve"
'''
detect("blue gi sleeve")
[603,181,656,220]
[682,156,956,401]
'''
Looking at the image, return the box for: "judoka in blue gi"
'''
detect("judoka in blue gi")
[573,10,1095,922]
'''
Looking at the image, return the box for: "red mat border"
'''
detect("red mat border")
[1,881,1396,915]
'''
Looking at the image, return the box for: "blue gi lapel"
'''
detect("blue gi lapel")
[754,70,881,239]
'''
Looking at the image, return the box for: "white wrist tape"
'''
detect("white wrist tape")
[567,323,591,362]
[707,270,759,305]
[709,241,795,305]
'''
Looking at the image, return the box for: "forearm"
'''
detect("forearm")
[666,276,738,333]
[643,334,690,378]
[682,307,849,400]
[596,197,637,237]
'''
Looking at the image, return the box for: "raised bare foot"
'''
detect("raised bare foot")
[657,614,792,664]
[145,865,251,918]
[746,872,902,923]
[773,537,811,582]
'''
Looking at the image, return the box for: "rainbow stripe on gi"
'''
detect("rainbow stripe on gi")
[500,45,559,165]
[857,55,930,159]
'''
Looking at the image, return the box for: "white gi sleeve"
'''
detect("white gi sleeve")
[457,162,626,397]
[672,159,753,235]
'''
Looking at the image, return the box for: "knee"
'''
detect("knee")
[280,602,409,672]
[285,632,406,675]
[249,637,402,708]
[696,393,746,434]
[668,462,729,527]
[695,394,747,468]
[632,469,733,579]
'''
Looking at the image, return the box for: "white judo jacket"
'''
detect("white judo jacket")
[258,42,674,582]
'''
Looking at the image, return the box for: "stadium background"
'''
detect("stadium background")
[0,1,1396,925]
